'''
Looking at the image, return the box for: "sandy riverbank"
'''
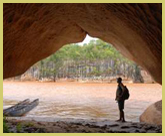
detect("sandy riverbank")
[4,118,162,133]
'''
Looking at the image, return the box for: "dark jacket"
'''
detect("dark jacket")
[115,84,124,101]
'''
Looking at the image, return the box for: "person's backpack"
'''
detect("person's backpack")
[122,86,130,100]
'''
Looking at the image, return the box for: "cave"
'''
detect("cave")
[3,3,162,125]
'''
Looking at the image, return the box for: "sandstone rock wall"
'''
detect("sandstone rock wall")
[3,4,162,84]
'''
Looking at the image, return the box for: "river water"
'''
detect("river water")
[3,81,162,122]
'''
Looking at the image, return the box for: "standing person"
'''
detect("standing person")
[115,77,126,122]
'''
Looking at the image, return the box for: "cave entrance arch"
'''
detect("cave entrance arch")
[3,3,162,84]
[3,3,162,126]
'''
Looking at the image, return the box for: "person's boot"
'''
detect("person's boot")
[116,111,122,122]
[122,111,126,122]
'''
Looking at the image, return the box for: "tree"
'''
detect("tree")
[20,39,144,83]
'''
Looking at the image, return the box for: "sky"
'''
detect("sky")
[77,35,98,45]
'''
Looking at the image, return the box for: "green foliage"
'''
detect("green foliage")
[24,39,143,81]
[38,40,132,64]
[25,122,34,127]
[3,116,10,133]
[16,123,22,133]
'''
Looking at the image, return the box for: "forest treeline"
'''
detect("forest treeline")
[17,39,144,83]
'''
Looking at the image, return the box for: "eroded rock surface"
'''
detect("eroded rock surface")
[5,118,162,133]
[3,3,162,84]
[140,100,162,125]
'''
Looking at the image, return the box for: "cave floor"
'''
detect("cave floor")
[4,118,162,133]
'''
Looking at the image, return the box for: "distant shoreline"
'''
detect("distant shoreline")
[3,80,156,84]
